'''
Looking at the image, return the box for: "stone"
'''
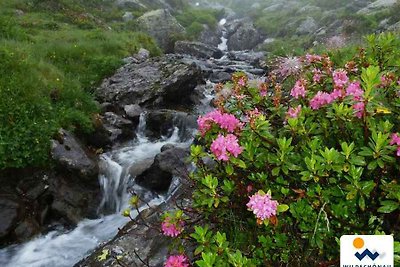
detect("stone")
[135,147,190,192]
[227,21,262,51]
[174,41,223,59]
[122,12,134,22]
[124,104,142,120]
[137,9,186,52]
[296,17,318,35]
[51,129,98,180]
[0,197,19,239]
[96,54,204,110]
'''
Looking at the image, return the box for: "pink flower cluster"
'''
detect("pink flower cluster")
[290,79,307,99]
[333,69,349,88]
[161,217,184,237]
[210,134,243,161]
[345,81,365,118]
[313,68,323,83]
[305,54,322,64]
[165,254,189,267]
[309,91,335,110]
[287,105,302,118]
[390,133,400,156]
[247,191,278,221]
[197,110,242,135]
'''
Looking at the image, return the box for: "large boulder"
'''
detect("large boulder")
[96,54,204,111]
[135,146,190,193]
[357,0,397,14]
[174,41,223,59]
[227,21,262,51]
[51,129,98,180]
[0,196,20,239]
[144,110,197,140]
[296,17,318,35]
[137,9,186,52]
[198,24,223,47]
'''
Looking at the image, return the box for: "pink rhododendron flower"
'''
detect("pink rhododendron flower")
[161,217,184,237]
[247,191,278,221]
[313,68,322,83]
[290,79,307,99]
[238,77,246,87]
[197,110,242,135]
[353,102,365,118]
[309,91,333,110]
[346,82,363,100]
[390,133,400,146]
[210,134,243,161]
[287,105,302,118]
[164,255,189,267]
[305,54,322,63]
[333,69,349,88]
[390,133,400,156]
[330,88,344,100]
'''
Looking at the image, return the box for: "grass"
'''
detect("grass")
[0,0,161,169]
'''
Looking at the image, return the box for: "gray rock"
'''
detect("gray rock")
[51,129,98,179]
[227,21,262,51]
[137,9,186,52]
[357,0,397,14]
[102,112,135,143]
[144,109,197,140]
[134,48,150,62]
[174,41,223,59]
[124,104,142,120]
[0,197,19,239]
[96,54,204,110]
[122,12,134,22]
[227,50,267,68]
[198,24,223,47]
[296,17,318,35]
[209,71,231,83]
[135,147,190,192]
[388,21,400,32]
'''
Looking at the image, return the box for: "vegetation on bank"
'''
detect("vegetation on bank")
[131,33,400,266]
[0,0,160,169]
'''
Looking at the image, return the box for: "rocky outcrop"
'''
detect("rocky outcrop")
[198,24,223,47]
[174,41,223,59]
[96,54,204,111]
[135,145,190,193]
[51,129,98,180]
[296,17,318,35]
[137,9,186,53]
[226,20,262,51]
[357,0,397,14]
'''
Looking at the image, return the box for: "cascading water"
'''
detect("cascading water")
[0,113,193,267]
[0,18,264,266]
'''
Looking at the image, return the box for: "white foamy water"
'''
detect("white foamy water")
[0,113,193,267]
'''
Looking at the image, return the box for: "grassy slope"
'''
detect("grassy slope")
[0,0,161,169]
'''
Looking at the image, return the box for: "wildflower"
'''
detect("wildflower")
[210,134,243,161]
[274,56,303,78]
[161,217,184,237]
[287,105,302,118]
[333,69,349,88]
[346,82,363,100]
[305,54,322,64]
[238,77,246,87]
[309,91,333,110]
[247,191,278,221]
[197,110,242,135]
[312,68,322,83]
[390,133,400,157]
[164,255,189,267]
[290,79,307,99]
[353,102,365,118]
[330,88,344,100]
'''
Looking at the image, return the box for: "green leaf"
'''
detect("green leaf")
[277,204,289,213]
[378,201,399,213]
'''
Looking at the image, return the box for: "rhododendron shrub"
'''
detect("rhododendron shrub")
[158,34,400,266]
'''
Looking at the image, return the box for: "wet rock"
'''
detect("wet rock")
[96,54,204,110]
[145,110,197,140]
[198,24,223,47]
[0,197,20,239]
[209,71,231,83]
[51,129,98,180]
[135,147,190,192]
[14,218,40,242]
[174,41,223,59]
[102,112,135,142]
[137,9,186,52]
[227,50,267,68]
[124,104,142,120]
[227,21,262,51]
